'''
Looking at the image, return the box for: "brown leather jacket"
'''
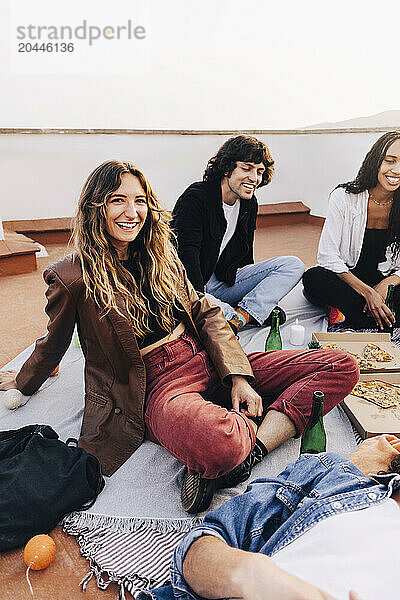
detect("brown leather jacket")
[16,253,254,475]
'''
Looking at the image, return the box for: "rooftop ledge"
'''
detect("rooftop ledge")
[0,126,399,135]
[257,202,325,227]
[0,219,72,277]
[0,231,40,277]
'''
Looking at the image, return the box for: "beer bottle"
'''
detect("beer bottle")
[265,309,282,351]
[384,284,396,332]
[300,391,326,454]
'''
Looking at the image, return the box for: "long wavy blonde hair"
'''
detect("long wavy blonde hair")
[73,160,182,337]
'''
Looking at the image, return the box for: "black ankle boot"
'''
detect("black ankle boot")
[217,439,268,489]
[181,471,216,514]
[181,439,268,514]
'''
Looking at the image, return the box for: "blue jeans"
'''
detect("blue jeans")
[204,256,305,324]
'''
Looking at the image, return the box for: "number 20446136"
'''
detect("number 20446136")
[18,42,74,52]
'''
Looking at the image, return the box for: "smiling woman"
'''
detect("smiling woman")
[71,161,181,339]
[303,131,400,330]
[104,174,149,259]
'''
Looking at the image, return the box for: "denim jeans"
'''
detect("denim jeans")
[204,256,305,324]
[143,331,358,479]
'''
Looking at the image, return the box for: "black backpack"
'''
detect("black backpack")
[0,424,105,552]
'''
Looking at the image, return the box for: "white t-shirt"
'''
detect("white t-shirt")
[218,200,240,258]
[273,498,400,600]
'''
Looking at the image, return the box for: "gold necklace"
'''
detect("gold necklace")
[369,194,393,207]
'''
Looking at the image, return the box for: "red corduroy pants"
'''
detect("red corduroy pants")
[143,332,358,479]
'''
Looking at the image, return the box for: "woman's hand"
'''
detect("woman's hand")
[230,376,263,418]
[337,272,395,328]
[0,370,18,391]
[373,279,391,302]
[362,286,394,329]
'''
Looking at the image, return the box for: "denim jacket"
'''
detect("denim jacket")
[140,452,400,600]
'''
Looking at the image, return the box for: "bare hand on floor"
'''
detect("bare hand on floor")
[0,370,18,391]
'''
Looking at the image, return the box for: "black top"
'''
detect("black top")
[121,258,184,349]
[172,180,258,291]
[351,228,389,286]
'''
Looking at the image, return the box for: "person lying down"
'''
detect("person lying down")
[141,435,400,600]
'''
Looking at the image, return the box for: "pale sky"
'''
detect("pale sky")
[0,0,399,129]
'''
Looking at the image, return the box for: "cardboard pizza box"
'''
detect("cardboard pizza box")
[342,372,400,439]
[312,332,400,373]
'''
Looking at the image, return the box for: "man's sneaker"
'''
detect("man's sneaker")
[328,306,345,325]
[217,439,268,489]
[181,472,216,514]
[263,307,286,327]
[180,439,268,514]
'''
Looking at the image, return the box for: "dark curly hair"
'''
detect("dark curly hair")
[203,135,274,187]
[337,131,400,259]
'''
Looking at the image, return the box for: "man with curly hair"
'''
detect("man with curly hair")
[172,135,305,333]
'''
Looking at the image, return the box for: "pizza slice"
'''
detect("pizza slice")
[323,344,375,369]
[363,343,394,363]
[351,380,400,408]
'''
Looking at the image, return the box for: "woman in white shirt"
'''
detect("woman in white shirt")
[303,131,400,331]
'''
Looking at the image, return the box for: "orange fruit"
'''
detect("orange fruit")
[50,364,59,376]
[24,534,56,570]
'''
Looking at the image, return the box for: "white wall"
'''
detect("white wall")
[0,130,386,221]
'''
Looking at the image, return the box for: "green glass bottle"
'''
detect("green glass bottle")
[384,284,396,332]
[300,391,326,454]
[265,309,282,351]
